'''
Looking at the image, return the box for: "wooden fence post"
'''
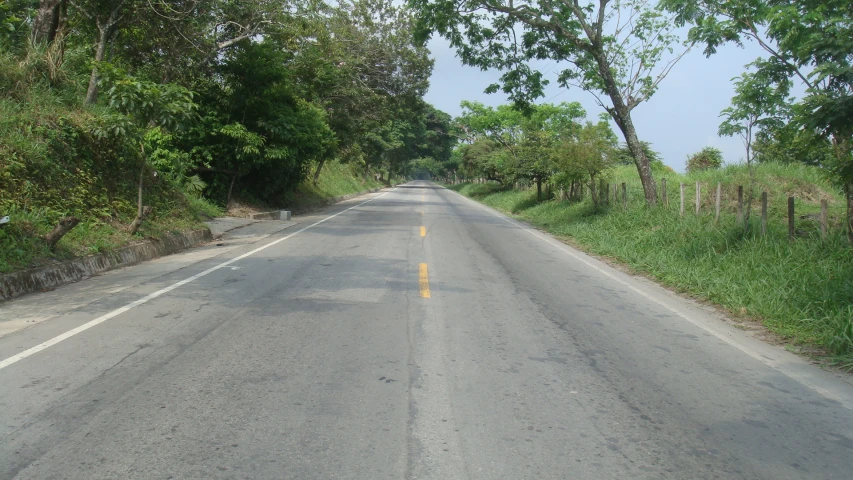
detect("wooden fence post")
[613,184,618,206]
[820,198,828,241]
[788,196,795,241]
[760,192,768,236]
[661,178,668,206]
[737,186,744,226]
[715,183,721,224]
[621,183,627,209]
[604,183,610,205]
[695,181,701,215]
[679,183,685,217]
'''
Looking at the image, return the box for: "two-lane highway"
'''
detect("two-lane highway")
[1,181,853,479]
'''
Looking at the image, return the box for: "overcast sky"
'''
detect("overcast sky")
[423,35,770,173]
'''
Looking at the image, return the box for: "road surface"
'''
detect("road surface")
[1,181,853,479]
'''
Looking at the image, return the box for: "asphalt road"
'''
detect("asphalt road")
[2,181,853,479]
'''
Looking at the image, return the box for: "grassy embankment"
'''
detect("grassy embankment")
[447,163,853,365]
[0,51,384,275]
[0,85,389,275]
[0,94,390,275]
[281,161,390,213]
[0,70,224,274]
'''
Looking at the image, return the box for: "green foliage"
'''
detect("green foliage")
[664,0,853,185]
[686,147,724,173]
[102,68,197,131]
[411,0,682,111]
[553,120,618,205]
[456,101,586,186]
[0,0,28,47]
[179,41,336,204]
[412,0,688,202]
[753,124,836,167]
[615,141,662,166]
[0,0,458,275]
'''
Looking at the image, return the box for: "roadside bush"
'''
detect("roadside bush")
[686,147,724,173]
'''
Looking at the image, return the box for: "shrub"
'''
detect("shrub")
[686,147,724,173]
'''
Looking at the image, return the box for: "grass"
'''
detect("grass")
[0,191,223,274]
[447,163,853,365]
[0,50,226,275]
[281,160,393,212]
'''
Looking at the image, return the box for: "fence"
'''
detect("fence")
[592,179,850,242]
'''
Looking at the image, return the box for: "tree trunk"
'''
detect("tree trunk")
[847,183,853,246]
[136,151,145,218]
[536,176,542,202]
[32,0,65,45]
[85,25,110,105]
[589,176,599,206]
[593,49,657,205]
[613,107,656,205]
[313,158,327,185]
[226,175,237,209]
[44,216,80,249]
[128,206,152,236]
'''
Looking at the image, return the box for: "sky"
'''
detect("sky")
[423,35,770,173]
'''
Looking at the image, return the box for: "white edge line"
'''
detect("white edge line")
[444,186,853,406]
[0,190,394,371]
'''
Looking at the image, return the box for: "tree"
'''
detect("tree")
[99,68,197,233]
[685,147,723,173]
[289,0,433,182]
[411,0,692,205]
[554,119,618,206]
[718,67,789,168]
[663,0,853,241]
[180,41,335,204]
[456,101,585,196]
[752,124,835,167]
[70,0,134,104]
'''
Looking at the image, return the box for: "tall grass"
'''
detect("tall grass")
[282,160,389,212]
[447,164,853,364]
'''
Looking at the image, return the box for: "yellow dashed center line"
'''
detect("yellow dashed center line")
[419,263,431,298]
[420,226,426,237]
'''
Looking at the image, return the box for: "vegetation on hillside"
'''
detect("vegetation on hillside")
[0,0,455,274]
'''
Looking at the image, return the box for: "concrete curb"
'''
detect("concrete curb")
[250,210,292,221]
[0,228,212,303]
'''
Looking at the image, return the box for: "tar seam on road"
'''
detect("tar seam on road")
[447,187,853,408]
[0,190,394,371]
[419,263,431,298]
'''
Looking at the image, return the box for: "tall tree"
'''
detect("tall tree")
[411,0,691,205]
